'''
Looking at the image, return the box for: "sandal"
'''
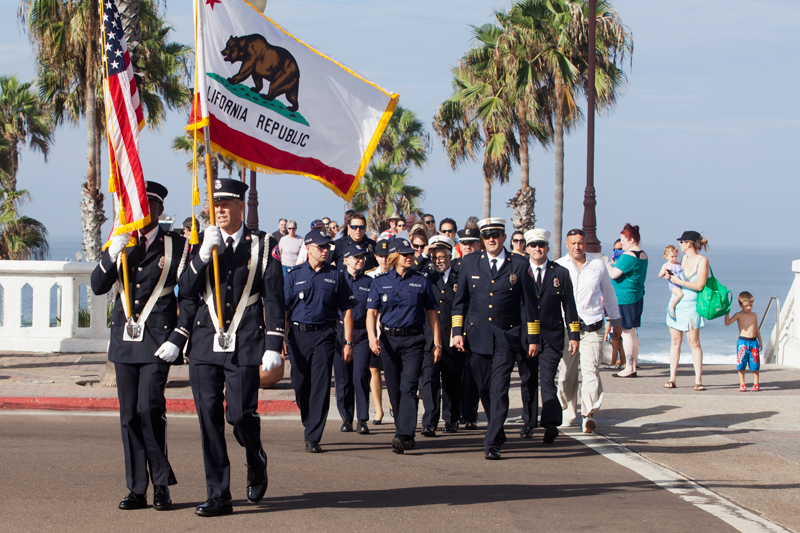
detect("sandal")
[752,384,760,392]
[663,381,676,389]
[738,384,747,392]
[694,383,705,391]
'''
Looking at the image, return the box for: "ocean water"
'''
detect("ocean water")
[33,237,800,363]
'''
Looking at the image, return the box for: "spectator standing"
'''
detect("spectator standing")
[278,220,303,274]
[609,223,648,378]
[380,213,404,240]
[422,214,436,237]
[327,220,340,238]
[272,218,287,243]
[439,218,457,239]
[664,231,710,390]
[556,228,621,433]
[511,231,526,255]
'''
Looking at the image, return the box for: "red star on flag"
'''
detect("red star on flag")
[206,0,221,9]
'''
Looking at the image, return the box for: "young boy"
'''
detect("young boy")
[724,292,763,392]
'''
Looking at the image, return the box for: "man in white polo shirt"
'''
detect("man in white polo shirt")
[556,228,621,433]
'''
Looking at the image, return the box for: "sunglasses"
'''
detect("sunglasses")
[287,226,297,230]
[527,242,547,249]
[424,219,435,225]
[481,230,503,240]
[350,224,366,231]
[313,243,331,250]
[397,223,406,228]
[512,238,525,244]
[567,229,585,237]
[411,243,425,249]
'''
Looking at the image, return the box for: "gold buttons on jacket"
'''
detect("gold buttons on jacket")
[489,318,492,321]
[490,293,493,296]
[136,284,141,288]
[489,305,493,308]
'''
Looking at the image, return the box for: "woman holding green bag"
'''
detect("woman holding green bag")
[665,231,710,390]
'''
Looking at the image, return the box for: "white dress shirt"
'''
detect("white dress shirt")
[486,249,506,271]
[530,259,548,288]
[442,266,451,285]
[556,253,621,326]
[220,223,245,253]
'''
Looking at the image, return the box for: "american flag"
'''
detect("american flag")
[102,0,149,241]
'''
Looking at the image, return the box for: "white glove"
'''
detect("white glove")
[199,226,223,263]
[108,232,131,258]
[155,341,181,363]
[261,350,282,372]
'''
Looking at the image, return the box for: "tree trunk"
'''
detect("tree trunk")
[7,143,19,191]
[483,173,492,219]
[552,93,565,260]
[518,100,530,190]
[116,0,142,68]
[508,186,535,232]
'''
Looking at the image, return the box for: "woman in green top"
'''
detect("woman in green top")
[609,224,648,378]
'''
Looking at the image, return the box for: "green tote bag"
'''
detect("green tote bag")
[696,267,732,320]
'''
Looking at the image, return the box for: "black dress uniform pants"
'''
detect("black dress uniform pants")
[470,336,517,450]
[461,354,480,424]
[189,355,263,500]
[516,351,540,429]
[422,345,464,428]
[380,332,425,439]
[538,338,564,428]
[288,325,336,442]
[115,362,176,494]
[334,327,372,423]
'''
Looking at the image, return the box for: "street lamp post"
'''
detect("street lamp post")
[582,0,601,253]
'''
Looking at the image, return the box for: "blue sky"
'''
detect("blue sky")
[2,0,799,250]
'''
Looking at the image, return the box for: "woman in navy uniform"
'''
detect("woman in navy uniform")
[179,178,285,516]
[451,218,540,460]
[91,181,191,511]
[333,242,374,435]
[367,238,391,425]
[366,238,441,454]
[284,230,355,453]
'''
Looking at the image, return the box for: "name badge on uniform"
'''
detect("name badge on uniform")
[299,291,305,300]
[382,294,388,302]
[509,274,517,285]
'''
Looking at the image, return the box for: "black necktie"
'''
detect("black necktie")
[223,236,235,263]
[491,258,497,276]
[536,267,542,291]
[138,232,147,257]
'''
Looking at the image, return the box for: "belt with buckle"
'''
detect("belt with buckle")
[339,320,368,330]
[383,326,424,337]
[579,319,604,333]
[294,322,335,332]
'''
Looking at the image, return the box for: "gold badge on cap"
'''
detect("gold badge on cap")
[509,274,517,285]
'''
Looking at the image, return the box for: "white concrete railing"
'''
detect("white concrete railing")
[764,259,800,367]
[0,260,109,353]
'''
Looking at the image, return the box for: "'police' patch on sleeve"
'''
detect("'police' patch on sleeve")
[272,245,281,262]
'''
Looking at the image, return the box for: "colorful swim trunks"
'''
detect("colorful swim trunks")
[736,336,760,371]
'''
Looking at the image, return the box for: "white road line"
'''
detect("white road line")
[567,430,790,533]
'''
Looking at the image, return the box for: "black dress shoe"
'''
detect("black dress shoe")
[119,491,147,510]
[152,485,171,511]
[485,447,501,460]
[391,435,405,454]
[404,436,416,450]
[613,371,638,378]
[520,426,534,439]
[195,498,233,516]
[442,423,458,434]
[340,422,353,432]
[356,420,370,435]
[246,448,268,504]
[543,425,559,444]
[305,440,322,453]
[464,422,478,430]
[421,425,436,437]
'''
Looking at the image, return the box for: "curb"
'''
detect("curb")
[0,397,299,415]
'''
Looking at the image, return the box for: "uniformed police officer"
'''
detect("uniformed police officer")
[523,228,580,444]
[91,181,190,511]
[179,178,285,516]
[284,230,355,453]
[454,227,481,430]
[420,236,463,436]
[328,212,378,271]
[332,242,374,435]
[451,218,540,460]
[366,238,441,454]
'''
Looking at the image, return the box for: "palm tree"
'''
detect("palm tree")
[0,188,49,260]
[509,0,632,257]
[350,161,424,232]
[375,104,430,170]
[0,75,53,192]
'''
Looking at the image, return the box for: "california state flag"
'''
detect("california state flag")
[188,0,398,200]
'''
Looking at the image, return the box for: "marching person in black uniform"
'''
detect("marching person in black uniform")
[179,178,285,516]
[454,227,481,430]
[328,212,378,271]
[91,181,191,511]
[420,236,464,436]
[523,228,580,443]
[332,242,374,435]
[284,230,355,453]
[366,238,441,454]
[451,218,540,460]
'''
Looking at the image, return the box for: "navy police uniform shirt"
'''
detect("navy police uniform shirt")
[328,235,378,271]
[285,262,355,324]
[345,270,373,323]
[366,268,438,328]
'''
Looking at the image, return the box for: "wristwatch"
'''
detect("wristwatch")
[434,344,442,348]
[346,341,354,347]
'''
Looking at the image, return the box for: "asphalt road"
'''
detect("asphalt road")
[0,412,738,532]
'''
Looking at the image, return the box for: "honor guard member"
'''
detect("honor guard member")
[453,227,481,430]
[366,238,442,454]
[451,218,540,460]
[521,229,580,443]
[179,178,285,516]
[284,230,355,453]
[332,242,374,435]
[91,181,191,511]
[420,236,464,436]
[328,213,378,271]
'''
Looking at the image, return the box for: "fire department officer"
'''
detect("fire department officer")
[451,218,540,460]
[91,181,191,511]
[454,227,481,430]
[179,178,285,516]
[284,230,355,453]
